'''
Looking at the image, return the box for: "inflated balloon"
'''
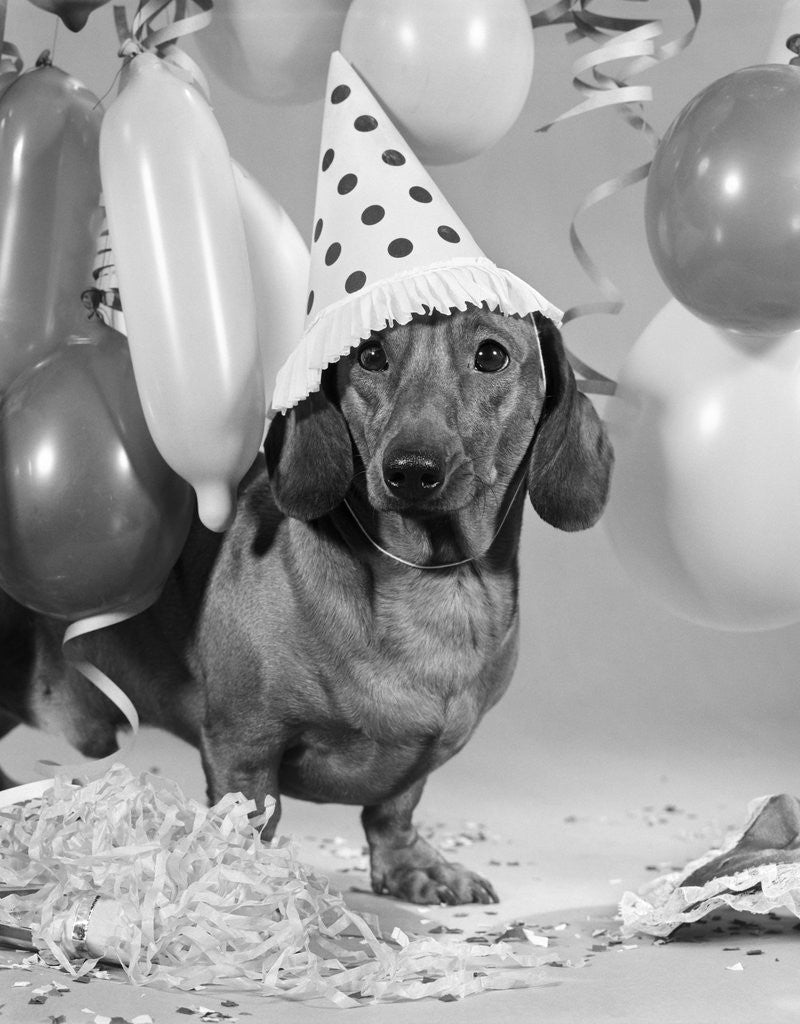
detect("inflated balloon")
[26,0,112,31]
[646,65,800,336]
[605,300,800,632]
[340,0,534,164]
[0,319,194,620]
[232,162,310,422]
[0,63,19,102]
[0,62,103,392]
[100,53,264,533]
[193,0,351,104]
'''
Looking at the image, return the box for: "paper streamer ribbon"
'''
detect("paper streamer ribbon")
[530,0,702,395]
[0,0,23,77]
[0,599,151,810]
[114,0,213,99]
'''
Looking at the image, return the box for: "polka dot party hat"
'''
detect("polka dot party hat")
[271,51,563,413]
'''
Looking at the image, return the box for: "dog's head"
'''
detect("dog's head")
[265,307,612,532]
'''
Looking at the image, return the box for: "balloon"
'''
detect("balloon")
[340,0,534,164]
[0,64,19,102]
[99,53,264,533]
[232,162,310,422]
[646,65,800,336]
[0,62,102,392]
[194,0,351,105]
[0,319,193,620]
[605,300,800,632]
[26,0,112,31]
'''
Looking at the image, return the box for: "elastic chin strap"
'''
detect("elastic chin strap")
[342,467,529,571]
[527,311,547,394]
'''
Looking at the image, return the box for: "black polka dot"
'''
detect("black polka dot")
[382,149,406,166]
[306,290,314,315]
[321,148,334,172]
[354,114,378,132]
[361,205,385,225]
[409,186,432,203]
[438,225,461,243]
[388,238,413,258]
[313,218,323,242]
[325,242,341,266]
[337,173,358,195]
[345,271,366,293]
[331,84,350,104]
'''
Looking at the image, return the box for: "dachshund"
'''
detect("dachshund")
[0,307,613,905]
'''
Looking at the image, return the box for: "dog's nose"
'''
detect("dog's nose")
[383,449,445,501]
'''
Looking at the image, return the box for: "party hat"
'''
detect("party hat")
[271,51,562,413]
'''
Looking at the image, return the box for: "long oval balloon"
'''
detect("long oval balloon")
[0,62,103,392]
[100,53,264,532]
[232,161,309,425]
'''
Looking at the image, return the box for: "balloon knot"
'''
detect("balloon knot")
[118,37,143,60]
[786,34,800,67]
[35,50,52,68]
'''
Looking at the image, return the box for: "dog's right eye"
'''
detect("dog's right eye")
[358,342,389,372]
[474,340,509,373]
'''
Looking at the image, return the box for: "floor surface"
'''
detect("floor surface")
[1,716,798,1024]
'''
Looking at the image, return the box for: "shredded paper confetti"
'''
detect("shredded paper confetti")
[0,764,550,1006]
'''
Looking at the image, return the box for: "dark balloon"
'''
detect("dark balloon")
[0,319,194,620]
[26,0,113,31]
[646,65,800,336]
[0,63,103,391]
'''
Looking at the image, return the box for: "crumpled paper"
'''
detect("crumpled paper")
[0,763,551,1006]
[620,793,800,938]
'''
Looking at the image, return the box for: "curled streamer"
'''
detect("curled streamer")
[114,0,213,98]
[0,602,144,810]
[0,0,23,77]
[530,0,702,395]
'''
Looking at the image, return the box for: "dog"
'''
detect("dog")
[0,306,612,905]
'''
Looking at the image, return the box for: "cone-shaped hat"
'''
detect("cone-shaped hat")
[271,51,562,413]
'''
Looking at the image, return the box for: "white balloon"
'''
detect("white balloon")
[232,162,310,423]
[605,299,800,632]
[340,0,534,164]
[194,0,351,105]
[100,54,264,533]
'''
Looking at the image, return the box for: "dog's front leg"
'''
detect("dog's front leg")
[200,725,283,840]
[362,778,498,905]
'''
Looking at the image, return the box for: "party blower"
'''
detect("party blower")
[100,50,265,533]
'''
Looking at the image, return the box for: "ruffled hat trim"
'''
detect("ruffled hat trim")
[271,255,562,412]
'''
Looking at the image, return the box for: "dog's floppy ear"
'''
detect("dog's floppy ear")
[264,370,354,521]
[528,313,613,531]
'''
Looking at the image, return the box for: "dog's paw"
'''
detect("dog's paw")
[376,862,498,905]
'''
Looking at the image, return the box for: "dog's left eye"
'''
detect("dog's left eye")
[474,340,509,373]
[358,341,389,371]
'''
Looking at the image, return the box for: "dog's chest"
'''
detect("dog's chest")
[274,564,519,805]
[324,566,519,751]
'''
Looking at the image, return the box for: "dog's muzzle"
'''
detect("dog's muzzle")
[382,446,445,503]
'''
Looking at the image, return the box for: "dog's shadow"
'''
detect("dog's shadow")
[330,870,434,936]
